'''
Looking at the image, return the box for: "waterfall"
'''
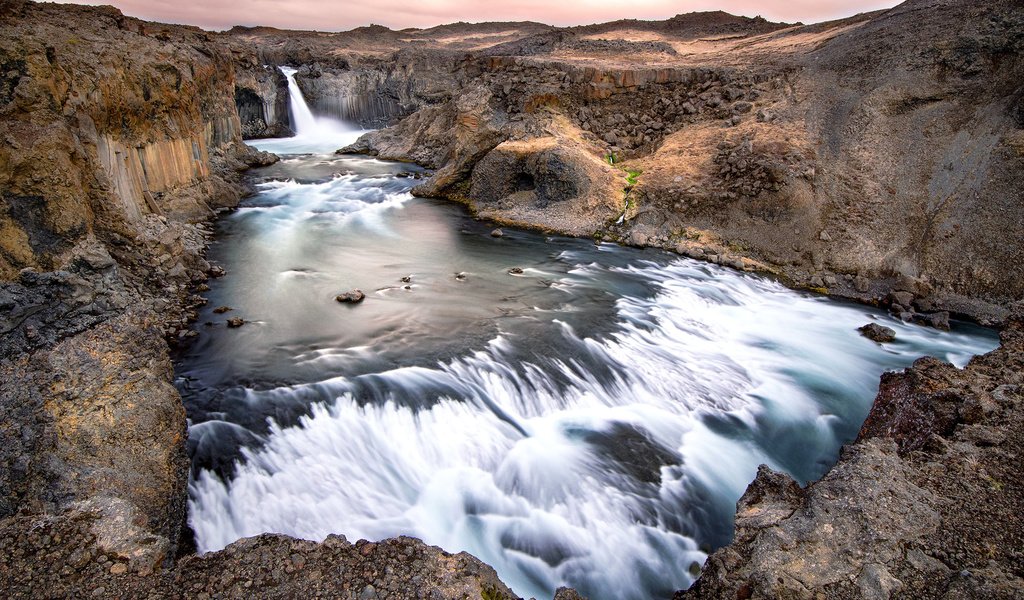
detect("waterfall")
[271,66,364,153]
[281,66,318,134]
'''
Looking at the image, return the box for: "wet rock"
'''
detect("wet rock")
[226,317,245,328]
[508,267,524,275]
[400,275,412,283]
[454,272,467,281]
[887,291,916,309]
[859,323,897,342]
[335,290,366,303]
[207,266,226,278]
[554,587,587,600]
[212,306,232,314]
[683,311,1024,599]
[924,311,951,331]
[490,228,504,237]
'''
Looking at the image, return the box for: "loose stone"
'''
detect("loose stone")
[335,290,366,303]
[858,323,896,342]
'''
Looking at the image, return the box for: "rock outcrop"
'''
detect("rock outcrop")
[267,0,1024,324]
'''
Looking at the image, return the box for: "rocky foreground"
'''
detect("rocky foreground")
[0,0,1022,598]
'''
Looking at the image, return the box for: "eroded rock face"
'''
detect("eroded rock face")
[679,306,1024,599]
[233,61,291,138]
[314,0,1024,321]
[0,514,519,600]
[469,132,622,234]
[0,0,256,278]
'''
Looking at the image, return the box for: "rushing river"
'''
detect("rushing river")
[176,71,998,600]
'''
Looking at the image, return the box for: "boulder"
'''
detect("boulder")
[335,290,366,303]
[859,323,897,342]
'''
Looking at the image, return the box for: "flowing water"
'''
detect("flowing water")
[176,76,999,600]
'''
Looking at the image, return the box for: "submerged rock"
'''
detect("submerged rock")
[858,323,897,342]
[226,317,245,328]
[508,267,524,275]
[212,306,232,314]
[335,290,366,303]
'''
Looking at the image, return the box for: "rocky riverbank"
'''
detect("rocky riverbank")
[271,0,1021,326]
[679,304,1024,599]
[1,0,1022,598]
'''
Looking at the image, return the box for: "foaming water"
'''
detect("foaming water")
[178,140,998,599]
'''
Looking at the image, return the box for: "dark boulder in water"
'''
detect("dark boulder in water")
[226,317,245,328]
[335,289,366,303]
[858,323,896,342]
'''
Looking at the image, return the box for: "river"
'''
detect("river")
[175,68,998,600]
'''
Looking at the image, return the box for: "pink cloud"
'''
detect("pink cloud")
[50,0,900,31]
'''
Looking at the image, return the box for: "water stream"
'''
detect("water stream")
[176,75,999,600]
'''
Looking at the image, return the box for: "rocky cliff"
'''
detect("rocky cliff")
[0,0,261,572]
[259,0,1022,325]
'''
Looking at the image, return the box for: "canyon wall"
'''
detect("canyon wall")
[0,0,268,570]
[319,0,1024,323]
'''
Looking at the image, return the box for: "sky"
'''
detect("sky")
[51,0,901,32]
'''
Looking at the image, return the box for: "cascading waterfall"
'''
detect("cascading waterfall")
[274,66,363,153]
[178,91,999,600]
[282,66,318,134]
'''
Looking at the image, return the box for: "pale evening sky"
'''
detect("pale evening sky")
[50,0,901,32]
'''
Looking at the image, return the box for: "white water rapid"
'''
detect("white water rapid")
[179,79,999,600]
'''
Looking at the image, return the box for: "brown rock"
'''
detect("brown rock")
[335,290,366,303]
[858,323,896,343]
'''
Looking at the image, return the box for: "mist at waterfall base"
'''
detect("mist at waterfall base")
[268,66,367,153]
[177,87,998,600]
